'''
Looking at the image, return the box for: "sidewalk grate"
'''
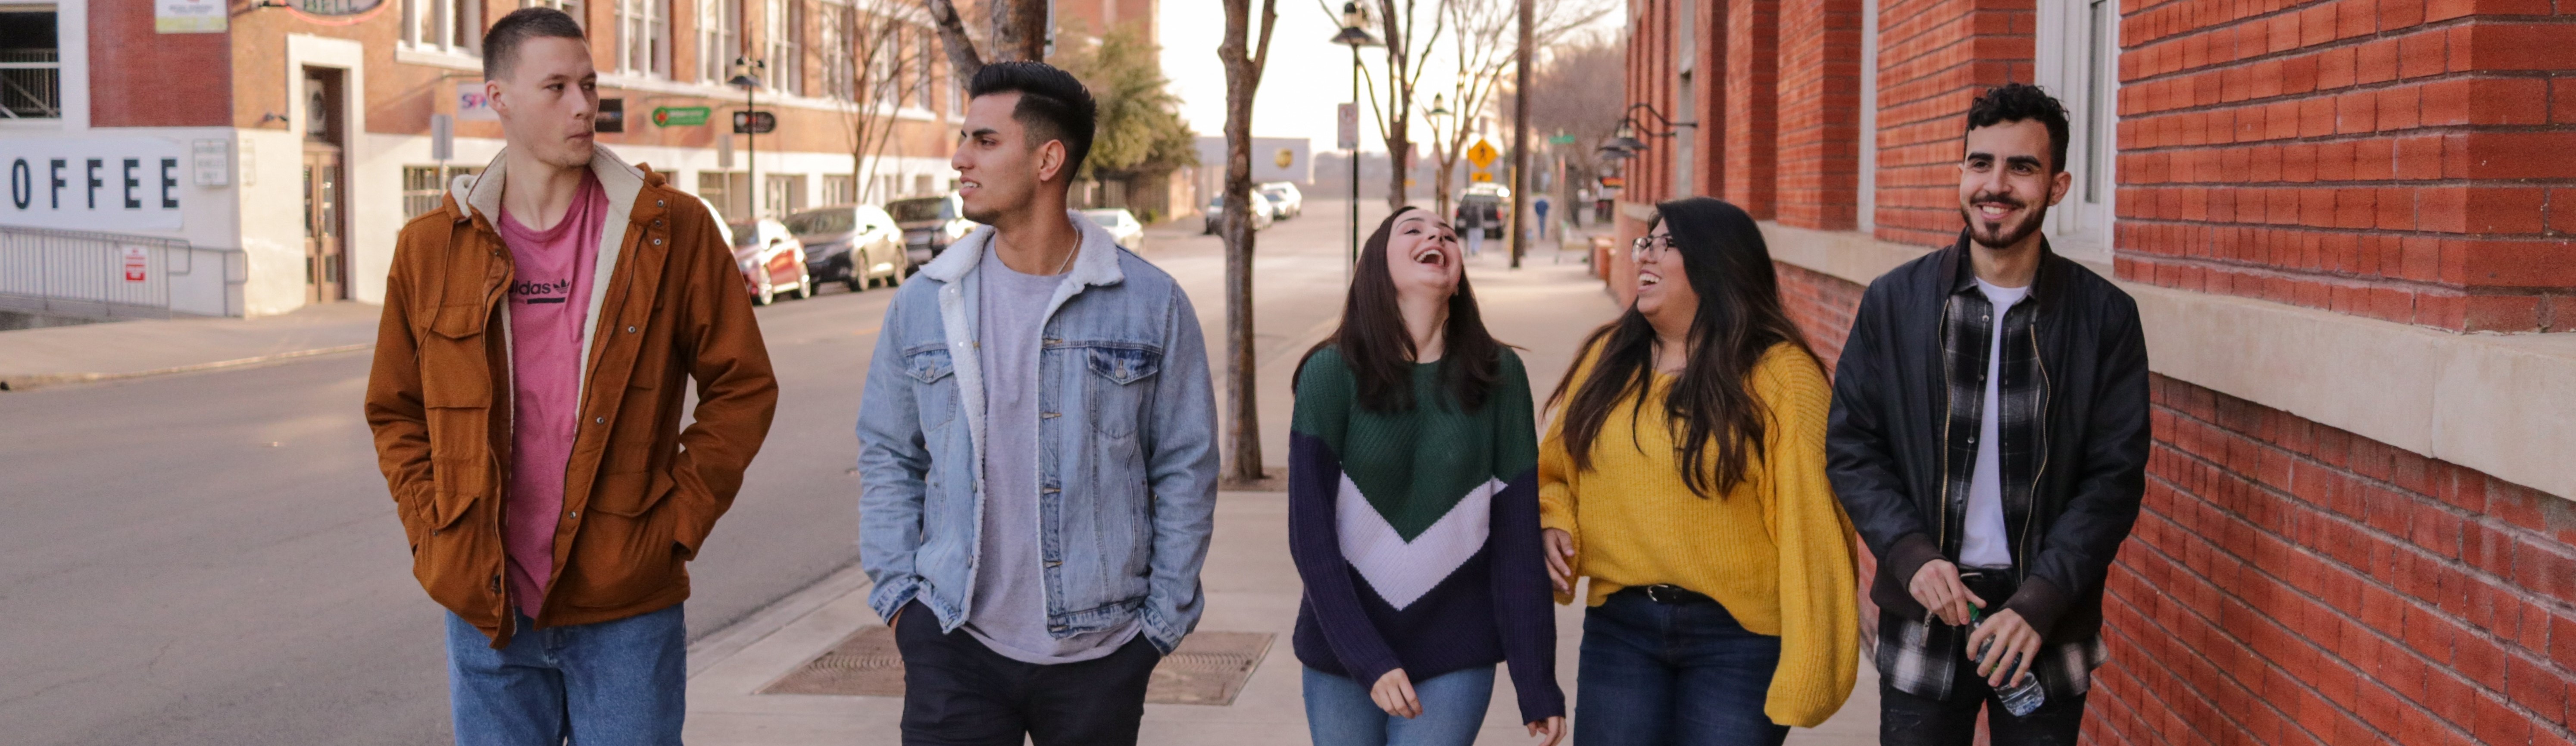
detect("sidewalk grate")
[757,629,1274,706]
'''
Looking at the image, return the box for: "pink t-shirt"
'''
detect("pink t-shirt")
[496,172,609,620]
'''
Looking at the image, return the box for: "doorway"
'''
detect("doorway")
[302,67,347,303]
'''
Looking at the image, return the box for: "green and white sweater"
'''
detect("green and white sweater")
[1286,346,1564,723]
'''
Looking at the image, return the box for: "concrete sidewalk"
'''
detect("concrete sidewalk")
[0,302,381,390]
[681,244,1882,745]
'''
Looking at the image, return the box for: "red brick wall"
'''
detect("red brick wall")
[87,0,231,126]
[1723,0,1781,219]
[1777,0,1866,230]
[2111,0,2576,332]
[1777,260,1868,370]
[1870,0,2036,247]
[2088,375,2576,746]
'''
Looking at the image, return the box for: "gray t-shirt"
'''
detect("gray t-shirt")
[964,244,1141,663]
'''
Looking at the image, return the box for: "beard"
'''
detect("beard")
[1960,194,2048,249]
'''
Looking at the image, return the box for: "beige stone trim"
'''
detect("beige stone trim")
[1757,221,2576,502]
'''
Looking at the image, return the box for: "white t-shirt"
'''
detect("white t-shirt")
[1961,278,2031,569]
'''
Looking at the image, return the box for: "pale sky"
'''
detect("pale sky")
[1156,1,1625,155]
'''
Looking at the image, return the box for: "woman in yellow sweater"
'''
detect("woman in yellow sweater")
[1539,197,1859,745]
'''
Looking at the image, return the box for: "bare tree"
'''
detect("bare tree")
[1522,31,1623,213]
[923,0,1048,82]
[1313,0,1444,209]
[1218,0,1281,484]
[1421,0,1607,222]
[835,0,934,206]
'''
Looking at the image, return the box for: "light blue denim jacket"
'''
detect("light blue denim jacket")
[856,211,1218,654]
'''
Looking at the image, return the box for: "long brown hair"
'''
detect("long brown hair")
[1296,207,1504,412]
[1546,197,1817,497]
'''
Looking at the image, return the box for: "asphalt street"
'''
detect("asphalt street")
[0,197,1387,745]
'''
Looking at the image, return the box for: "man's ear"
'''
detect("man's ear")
[1034,139,1068,184]
[485,78,508,118]
[2046,166,2072,207]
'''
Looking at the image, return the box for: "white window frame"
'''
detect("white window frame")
[816,0,854,100]
[523,0,582,25]
[401,0,480,53]
[0,5,62,120]
[614,0,669,78]
[2036,0,2119,261]
[914,28,933,109]
[765,0,800,94]
[701,0,740,83]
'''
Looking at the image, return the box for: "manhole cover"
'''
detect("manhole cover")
[759,629,1273,706]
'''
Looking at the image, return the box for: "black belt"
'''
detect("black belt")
[1625,584,1714,604]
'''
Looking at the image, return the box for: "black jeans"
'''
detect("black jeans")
[1879,571,2087,746]
[892,602,1162,746]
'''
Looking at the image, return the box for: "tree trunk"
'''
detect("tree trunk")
[1509,0,1532,268]
[1217,0,1278,485]
[987,0,1049,62]
[923,0,985,82]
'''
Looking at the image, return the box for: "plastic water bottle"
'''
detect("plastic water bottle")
[1968,604,2046,717]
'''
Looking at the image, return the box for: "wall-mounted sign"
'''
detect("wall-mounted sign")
[731,110,776,135]
[157,0,227,33]
[0,138,189,231]
[596,98,624,133]
[653,107,710,127]
[456,81,497,122]
[191,139,229,187]
[123,246,150,282]
[1598,176,1623,189]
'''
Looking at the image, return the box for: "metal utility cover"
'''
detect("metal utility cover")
[759,630,1273,706]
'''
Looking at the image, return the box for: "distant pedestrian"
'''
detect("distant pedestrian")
[363,8,777,744]
[1287,206,1568,746]
[1826,83,2150,746]
[1457,203,1486,257]
[1539,197,1859,746]
[855,60,1220,746]
[1533,196,1552,239]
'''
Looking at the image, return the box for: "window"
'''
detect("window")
[914,30,933,109]
[766,0,801,94]
[523,0,581,25]
[868,25,898,109]
[0,9,57,119]
[2036,0,2118,260]
[816,0,855,100]
[700,0,740,83]
[821,174,856,205]
[402,165,482,219]
[699,171,751,222]
[401,0,480,52]
[614,0,668,77]
[764,173,806,216]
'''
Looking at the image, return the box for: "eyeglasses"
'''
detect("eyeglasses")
[1630,233,1674,262]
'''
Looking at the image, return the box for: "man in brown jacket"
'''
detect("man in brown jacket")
[362,9,774,743]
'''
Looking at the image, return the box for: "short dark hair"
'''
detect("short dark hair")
[966,61,1099,183]
[483,7,587,82]
[1965,83,2071,174]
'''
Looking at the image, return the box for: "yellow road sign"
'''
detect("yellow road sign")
[1465,139,1499,169]
[1469,171,1493,183]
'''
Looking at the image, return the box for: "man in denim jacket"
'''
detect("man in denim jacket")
[854,61,1219,746]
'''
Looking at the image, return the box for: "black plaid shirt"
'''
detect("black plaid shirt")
[1873,267,2107,703]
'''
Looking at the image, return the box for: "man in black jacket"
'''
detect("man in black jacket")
[1827,84,2151,745]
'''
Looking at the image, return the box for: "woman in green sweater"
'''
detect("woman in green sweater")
[1288,207,1567,746]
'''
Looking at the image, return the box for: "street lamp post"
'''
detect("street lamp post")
[1425,93,1451,219]
[1332,3,1381,274]
[729,58,765,219]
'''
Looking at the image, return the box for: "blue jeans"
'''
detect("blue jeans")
[1303,665,1496,746]
[446,604,686,746]
[1574,588,1789,746]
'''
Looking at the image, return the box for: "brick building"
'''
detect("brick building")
[1607,0,2576,742]
[3,0,976,318]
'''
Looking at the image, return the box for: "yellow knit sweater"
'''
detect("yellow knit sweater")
[1538,341,1859,728]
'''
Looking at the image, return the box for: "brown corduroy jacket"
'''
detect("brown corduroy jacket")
[364,146,776,648]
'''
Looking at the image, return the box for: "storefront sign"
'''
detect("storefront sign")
[653,107,710,127]
[456,81,498,122]
[732,110,776,135]
[157,0,227,33]
[0,138,189,231]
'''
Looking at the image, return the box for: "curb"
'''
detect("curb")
[687,560,874,679]
[0,343,375,392]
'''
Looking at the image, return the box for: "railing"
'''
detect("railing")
[0,47,60,119]
[0,226,244,320]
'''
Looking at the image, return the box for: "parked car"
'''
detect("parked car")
[1200,192,1275,234]
[728,219,813,305]
[1082,208,1146,252]
[786,203,909,292]
[886,193,978,266]
[1256,181,1303,219]
[1456,183,1512,240]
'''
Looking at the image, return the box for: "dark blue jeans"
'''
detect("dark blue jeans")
[445,604,686,746]
[1574,588,1790,746]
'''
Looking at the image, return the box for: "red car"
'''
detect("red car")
[729,218,814,305]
